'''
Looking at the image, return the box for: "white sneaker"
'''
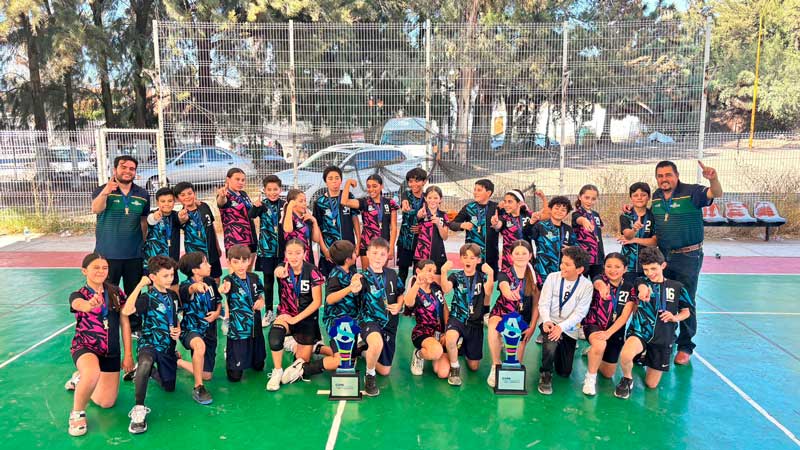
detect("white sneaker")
[487,365,497,388]
[266,368,283,391]
[410,350,424,376]
[281,359,305,384]
[535,333,544,344]
[283,335,297,354]
[127,405,150,434]
[64,371,80,391]
[582,346,591,356]
[583,374,597,396]
[482,313,490,328]
[261,310,275,328]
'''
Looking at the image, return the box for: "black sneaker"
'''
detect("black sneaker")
[615,377,633,399]
[633,352,646,367]
[538,371,553,395]
[364,374,380,397]
[192,385,213,405]
[122,365,137,382]
[447,366,462,386]
[127,405,150,434]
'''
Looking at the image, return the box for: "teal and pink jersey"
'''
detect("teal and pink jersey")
[357,196,399,248]
[497,209,533,271]
[572,206,605,265]
[413,208,449,265]
[69,285,126,358]
[410,283,446,341]
[219,189,256,250]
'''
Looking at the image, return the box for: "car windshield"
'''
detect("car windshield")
[380,130,426,146]
[51,148,89,162]
[298,151,348,171]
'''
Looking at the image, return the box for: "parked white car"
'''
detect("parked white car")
[274,144,423,202]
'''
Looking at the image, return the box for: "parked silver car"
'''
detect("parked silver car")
[134,146,255,191]
[274,144,423,203]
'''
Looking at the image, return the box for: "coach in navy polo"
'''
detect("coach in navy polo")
[651,160,722,366]
[91,155,150,294]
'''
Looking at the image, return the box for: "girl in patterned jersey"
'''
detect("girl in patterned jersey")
[413,186,450,272]
[341,175,400,269]
[572,184,605,278]
[66,253,133,437]
[580,253,637,396]
[282,189,323,265]
[490,189,547,271]
[403,259,451,379]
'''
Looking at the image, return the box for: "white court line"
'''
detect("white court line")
[694,352,800,447]
[0,322,74,370]
[704,273,798,276]
[325,400,347,450]
[698,312,800,316]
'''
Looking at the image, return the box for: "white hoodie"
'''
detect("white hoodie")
[538,271,593,340]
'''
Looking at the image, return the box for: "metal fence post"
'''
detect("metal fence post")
[425,19,432,162]
[559,21,569,195]
[697,16,712,184]
[95,128,106,184]
[152,20,167,187]
[288,20,298,189]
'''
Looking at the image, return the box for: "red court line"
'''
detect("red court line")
[2,252,798,274]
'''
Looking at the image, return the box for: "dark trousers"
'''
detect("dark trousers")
[107,258,144,295]
[665,249,703,354]
[539,325,578,376]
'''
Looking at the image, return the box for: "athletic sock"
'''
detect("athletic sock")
[450,361,460,368]
[366,367,376,376]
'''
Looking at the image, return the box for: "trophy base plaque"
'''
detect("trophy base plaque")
[330,370,362,401]
[493,364,528,395]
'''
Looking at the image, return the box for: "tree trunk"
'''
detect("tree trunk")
[21,14,47,131]
[131,0,153,128]
[455,0,480,164]
[91,0,116,127]
[64,71,77,130]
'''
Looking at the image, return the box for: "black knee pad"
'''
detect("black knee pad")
[268,325,287,351]
[162,379,176,392]
[136,354,154,379]
[227,369,243,382]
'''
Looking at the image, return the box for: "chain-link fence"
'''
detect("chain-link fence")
[2,20,799,234]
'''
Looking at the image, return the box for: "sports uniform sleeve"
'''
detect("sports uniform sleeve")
[389,198,400,211]
[313,198,324,225]
[134,292,150,315]
[538,273,556,324]
[348,193,360,215]
[249,203,264,219]
[448,205,470,231]
[326,274,343,295]
[178,282,192,309]
[140,194,150,217]
[447,272,460,290]
[358,197,368,212]
[678,286,694,309]
[310,267,325,287]
[690,184,713,209]
[571,211,582,233]
[91,184,105,200]
[620,213,633,232]
[69,291,84,313]
[253,275,265,299]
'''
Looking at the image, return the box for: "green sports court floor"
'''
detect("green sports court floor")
[1,269,798,449]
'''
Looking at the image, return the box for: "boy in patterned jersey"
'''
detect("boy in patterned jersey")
[527,195,576,287]
[397,168,427,283]
[122,256,181,434]
[216,168,258,268]
[266,239,325,390]
[615,247,692,399]
[357,238,404,397]
[440,243,494,385]
[218,245,266,383]
[143,188,184,287]
[249,175,287,327]
[177,252,222,405]
[174,182,223,282]
[314,166,361,277]
[449,179,501,274]
[618,182,657,282]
